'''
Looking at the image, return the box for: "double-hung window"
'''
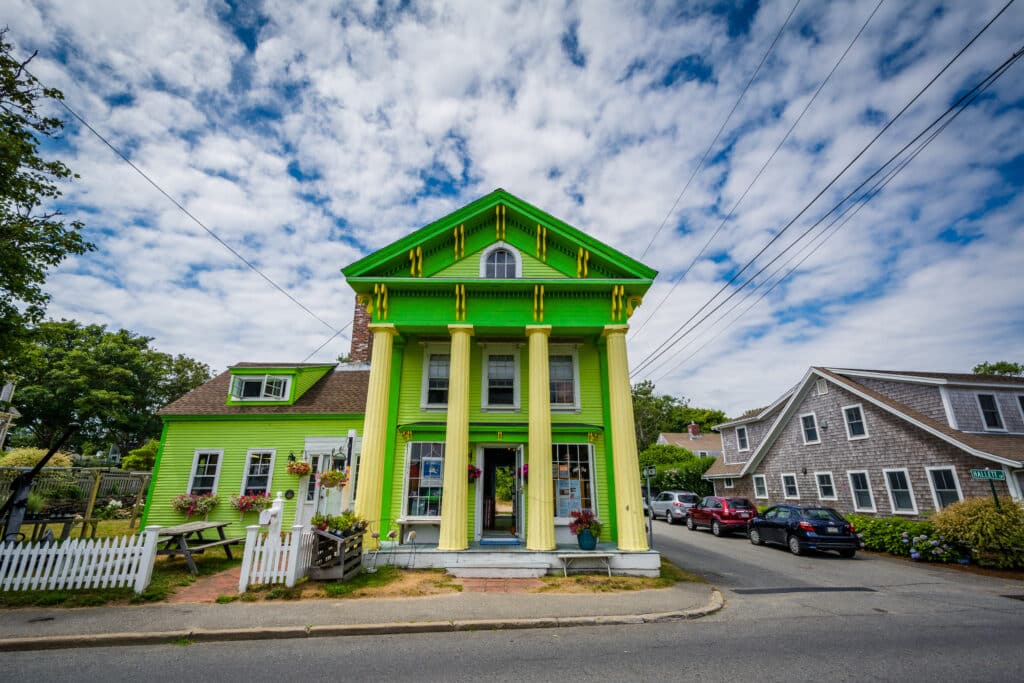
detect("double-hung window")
[552,444,594,518]
[884,469,917,514]
[815,472,836,500]
[481,345,520,411]
[800,413,820,444]
[843,404,868,439]
[926,467,963,509]
[977,394,1004,430]
[549,347,579,411]
[405,442,445,518]
[421,344,451,410]
[781,473,799,499]
[484,248,517,278]
[736,427,749,452]
[848,471,875,512]
[242,450,275,496]
[229,374,290,401]
[753,474,768,499]
[188,450,222,495]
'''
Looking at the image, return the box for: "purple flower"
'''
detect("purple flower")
[910,552,921,560]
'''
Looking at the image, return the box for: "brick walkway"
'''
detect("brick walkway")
[457,578,546,593]
[167,566,242,604]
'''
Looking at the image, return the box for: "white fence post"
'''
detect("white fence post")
[238,524,260,594]
[285,524,304,587]
[133,526,161,594]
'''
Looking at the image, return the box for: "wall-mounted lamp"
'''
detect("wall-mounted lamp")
[288,452,296,463]
[820,420,829,431]
[801,467,807,475]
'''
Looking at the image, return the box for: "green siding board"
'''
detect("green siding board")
[432,246,568,280]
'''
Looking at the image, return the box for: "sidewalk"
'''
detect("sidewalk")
[0,579,723,651]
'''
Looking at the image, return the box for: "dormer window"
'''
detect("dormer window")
[230,375,291,401]
[480,243,521,278]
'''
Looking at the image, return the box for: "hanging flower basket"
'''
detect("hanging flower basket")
[317,469,349,489]
[171,493,220,518]
[517,464,528,482]
[230,493,273,513]
[468,464,482,483]
[286,461,312,477]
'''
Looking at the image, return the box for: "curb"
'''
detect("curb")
[0,589,725,652]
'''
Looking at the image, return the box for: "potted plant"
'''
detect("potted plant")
[310,513,330,531]
[569,509,602,550]
[286,460,312,477]
[468,464,481,483]
[229,493,273,514]
[317,469,349,489]
[171,493,220,519]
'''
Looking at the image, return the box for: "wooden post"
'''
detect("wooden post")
[285,524,305,587]
[129,474,150,531]
[134,525,161,593]
[81,470,102,538]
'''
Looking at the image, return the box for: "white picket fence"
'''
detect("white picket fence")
[238,524,316,592]
[0,526,160,593]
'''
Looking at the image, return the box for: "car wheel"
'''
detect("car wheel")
[664,510,673,525]
[711,520,722,537]
[788,535,803,556]
[838,549,856,558]
[686,515,696,531]
[749,528,763,546]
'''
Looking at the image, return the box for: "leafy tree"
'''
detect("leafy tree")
[631,380,727,451]
[122,438,158,471]
[10,320,211,453]
[972,361,1024,377]
[638,443,694,469]
[650,456,716,497]
[0,30,94,362]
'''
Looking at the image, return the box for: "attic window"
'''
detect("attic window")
[230,375,291,401]
[480,243,521,278]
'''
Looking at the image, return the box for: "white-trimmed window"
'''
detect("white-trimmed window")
[404,442,446,518]
[843,404,868,440]
[480,243,521,278]
[926,466,963,510]
[549,346,580,411]
[883,468,918,515]
[188,450,222,495]
[723,477,734,489]
[977,394,1005,431]
[847,471,876,512]
[781,473,800,499]
[241,449,275,496]
[800,413,821,445]
[753,474,768,499]
[481,345,520,411]
[1018,395,1024,424]
[816,378,828,395]
[229,374,291,401]
[736,426,749,452]
[815,471,837,500]
[420,344,451,410]
[552,443,595,520]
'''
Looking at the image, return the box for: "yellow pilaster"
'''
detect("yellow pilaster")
[526,325,556,550]
[354,323,398,550]
[603,324,648,551]
[438,324,474,550]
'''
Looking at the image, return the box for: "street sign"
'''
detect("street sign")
[642,466,658,479]
[971,469,1006,481]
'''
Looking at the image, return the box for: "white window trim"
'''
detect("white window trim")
[752,474,768,499]
[400,441,446,522]
[847,470,876,513]
[883,467,919,515]
[229,374,292,402]
[781,473,800,500]
[187,449,223,495]
[816,378,829,395]
[420,342,452,411]
[240,449,276,496]
[735,426,749,452]
[799,412,821,445]
[842,403,870,441]
[549,344,581,413]
[552,443,598,524]
[479,241,522,278]
[1017,395,1024,427]
[975,393,1006,432]
[814,470,837,501]
[480,343,521,412]
[924,465,964,511]
[723,477,734,489]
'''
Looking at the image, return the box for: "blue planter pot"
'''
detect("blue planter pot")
[577,529,597,550]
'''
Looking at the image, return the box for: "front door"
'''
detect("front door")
[478,446,522,544]
[296,453,332,526]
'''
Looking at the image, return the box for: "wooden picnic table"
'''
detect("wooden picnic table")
[157,521,239,575]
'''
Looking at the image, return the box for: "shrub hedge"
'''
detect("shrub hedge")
[931,498,1024,569]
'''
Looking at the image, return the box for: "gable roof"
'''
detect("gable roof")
[714,388,794,430]
[830,368,1024,388]
[658,431,724,451]
[160,368,369,417]
[735,367,1024,476]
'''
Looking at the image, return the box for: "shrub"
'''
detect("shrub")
[651,456,715,496]
[932,498,1024,569]
[638,444,695,469]
[0,447,74,469]
[847,515,935,557]
[122,440,158,471]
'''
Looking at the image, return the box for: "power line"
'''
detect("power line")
[629,0,1018,379]
[21,66,342,335]
[302,322,353,363]
[641,41,1023,382]
[629,0,885,340]
[636,0,802,259]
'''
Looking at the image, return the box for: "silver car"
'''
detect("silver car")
[650,490,700,524]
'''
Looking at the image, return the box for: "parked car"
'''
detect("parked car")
[748,505,859,557]
[650,490,700,524]
[686,496,757,536]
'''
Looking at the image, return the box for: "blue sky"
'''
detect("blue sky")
[4,0,1023,416]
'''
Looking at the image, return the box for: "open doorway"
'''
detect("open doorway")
[479,446,523,545]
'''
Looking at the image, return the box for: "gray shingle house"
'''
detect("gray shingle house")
[705,368,1024,516]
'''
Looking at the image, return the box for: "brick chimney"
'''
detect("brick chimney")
[348,298,374,363]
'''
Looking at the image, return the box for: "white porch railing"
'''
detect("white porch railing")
[238,524,315,592]
[0,526,160,593]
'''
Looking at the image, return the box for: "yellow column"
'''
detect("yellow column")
[603,324,649,551]
[354,323,398,550]
[438,324,473,550]
[526,325,555,550]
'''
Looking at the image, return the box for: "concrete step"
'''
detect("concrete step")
[446,561,550,578]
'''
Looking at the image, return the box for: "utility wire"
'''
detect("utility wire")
[302,322,354,363]
[629,0,885,340]
[22,66,342,335]
[636,0,801,259]
[629,0,1017,379]
[640,42,1023,382]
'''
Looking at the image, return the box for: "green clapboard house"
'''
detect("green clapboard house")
[144,189,658,570]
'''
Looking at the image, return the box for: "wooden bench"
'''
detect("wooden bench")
[556,552,613,578]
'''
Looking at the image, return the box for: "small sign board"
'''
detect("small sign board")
[642,466,658,479]
[971,468,1005,481]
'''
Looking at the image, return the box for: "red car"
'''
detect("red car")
[687,496,757,536]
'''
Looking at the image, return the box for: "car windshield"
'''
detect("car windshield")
[802,508,845,522]
[680,494,699,504]
[727,498,754,509]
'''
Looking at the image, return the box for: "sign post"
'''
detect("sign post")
[971,468,1005,510]
[642,465,657,549]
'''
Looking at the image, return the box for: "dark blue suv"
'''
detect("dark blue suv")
[748,505,859,557]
